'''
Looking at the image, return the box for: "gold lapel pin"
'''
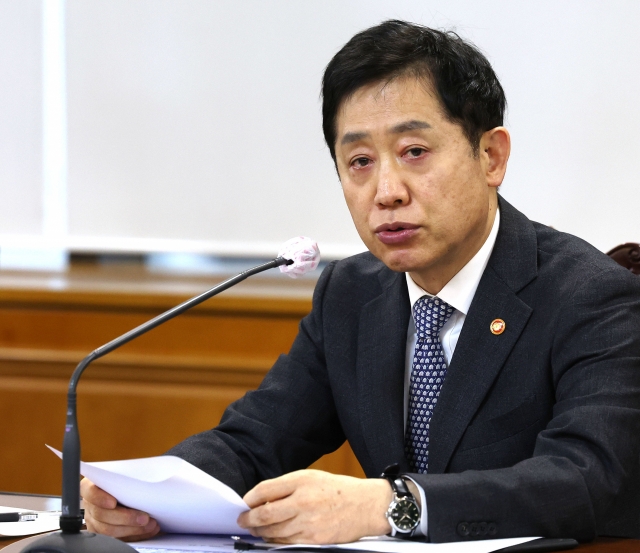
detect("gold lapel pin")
[490,319,506,335]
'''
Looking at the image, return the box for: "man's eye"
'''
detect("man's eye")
[406,147,426,158]
[351,157,371,168]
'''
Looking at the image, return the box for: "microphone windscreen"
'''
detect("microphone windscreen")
[278,236,320,278]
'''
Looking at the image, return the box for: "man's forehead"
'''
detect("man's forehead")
[336,75,443,138]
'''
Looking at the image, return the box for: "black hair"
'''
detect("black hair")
[322,20,506,159]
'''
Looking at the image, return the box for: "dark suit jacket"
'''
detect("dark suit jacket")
[168,198,640,541]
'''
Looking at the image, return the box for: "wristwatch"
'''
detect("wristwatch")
[381,465,420,536]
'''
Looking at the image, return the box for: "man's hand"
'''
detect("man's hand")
[80,478,160,541]
[237,470,393,544]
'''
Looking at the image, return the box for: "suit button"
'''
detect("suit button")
[488,522,497,536]
[457,522,470,537]
[470,522,479,536]
[479,522,487,535]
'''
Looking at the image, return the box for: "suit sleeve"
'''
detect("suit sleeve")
[166,261,345,496]
[412,267,640,542]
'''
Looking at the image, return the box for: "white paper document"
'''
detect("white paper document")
[47,447,538,552]
[0,506,60,537]
[48,446,248,534]
[131,534,539,553]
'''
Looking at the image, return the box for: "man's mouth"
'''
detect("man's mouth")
[374,223,419,245]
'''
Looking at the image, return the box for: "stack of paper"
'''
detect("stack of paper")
[49,446,248,534]
[131,534,539,553]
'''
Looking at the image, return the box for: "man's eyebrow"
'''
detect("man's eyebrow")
[340,131,370,145]
[339,120,431,146]
[390,120,431,134]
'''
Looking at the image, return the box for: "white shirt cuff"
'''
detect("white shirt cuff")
[404,476,428,537]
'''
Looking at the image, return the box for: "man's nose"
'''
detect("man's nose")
[374,164,409,207]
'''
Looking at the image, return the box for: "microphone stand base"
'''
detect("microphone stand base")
[20,530,137,552]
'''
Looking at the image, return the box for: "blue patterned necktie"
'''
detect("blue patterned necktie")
[405,296,454,473]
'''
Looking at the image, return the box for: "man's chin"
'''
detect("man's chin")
[374,250,423,274]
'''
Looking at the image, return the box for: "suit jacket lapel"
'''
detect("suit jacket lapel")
[428,269,533,473]
[356,269,412,473]
[428,197,538,474]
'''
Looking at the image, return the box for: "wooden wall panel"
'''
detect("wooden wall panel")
[0,307,301,359]
[0,266,364,496]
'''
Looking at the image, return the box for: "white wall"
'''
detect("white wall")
[1,0,639,261]
[0,0,43,235]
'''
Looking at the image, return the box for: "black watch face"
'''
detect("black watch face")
[391,497,420,532]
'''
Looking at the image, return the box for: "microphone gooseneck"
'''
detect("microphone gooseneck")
[22,251,304,553]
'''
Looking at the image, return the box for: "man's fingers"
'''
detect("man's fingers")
[80,476,161,541]
[85,502,151,528]
[84,499,159,540]
[244,517,299,542]
[87,515,159,540]
[243,475,297,508]
[238,498,298,531]
[240,470,392,544]
[80,478,117,509]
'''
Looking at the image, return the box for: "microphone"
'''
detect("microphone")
[22,238,320,553]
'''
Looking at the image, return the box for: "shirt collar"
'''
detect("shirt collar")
[405,208,500,315]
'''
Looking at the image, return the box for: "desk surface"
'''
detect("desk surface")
[1,491,638,553]
[1,494,639,551]
[3,535,640,552]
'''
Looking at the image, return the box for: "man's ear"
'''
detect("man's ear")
[480,127,510,188]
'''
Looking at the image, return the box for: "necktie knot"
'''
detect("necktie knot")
[412,296,454,339]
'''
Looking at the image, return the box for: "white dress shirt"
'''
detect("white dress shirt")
[402,209,500,536]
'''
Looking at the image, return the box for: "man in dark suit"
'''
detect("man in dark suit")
[81,20,640,543]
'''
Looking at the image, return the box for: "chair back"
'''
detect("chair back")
[607,243,640,275]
